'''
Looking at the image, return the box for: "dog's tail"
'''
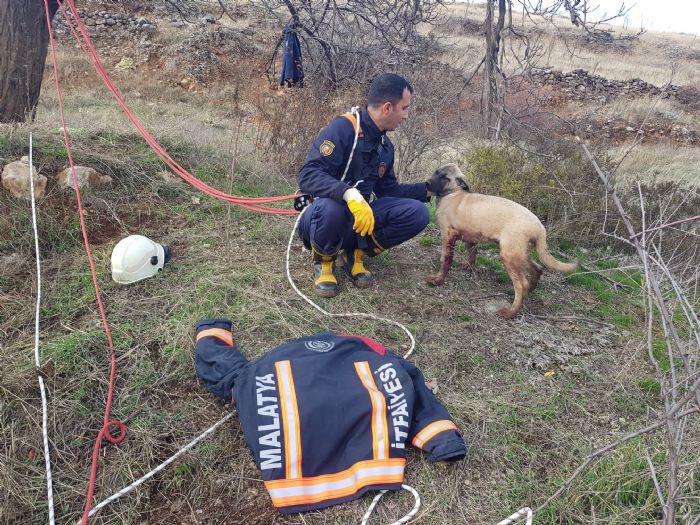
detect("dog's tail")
[534,229,578,274]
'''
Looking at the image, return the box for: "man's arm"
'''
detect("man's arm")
[298,117,355,202]
[374,141,430,201]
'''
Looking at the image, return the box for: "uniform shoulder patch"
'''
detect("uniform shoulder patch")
[319,140,335,157]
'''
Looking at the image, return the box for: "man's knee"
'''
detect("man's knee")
[398,200,429,235]
[413,201,430,232]
[312,198,347,223]
[300,198,350,254]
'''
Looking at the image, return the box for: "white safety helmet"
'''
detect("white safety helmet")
[111,235,171,284]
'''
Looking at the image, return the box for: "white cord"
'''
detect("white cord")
[360,485,421,525]
[497,507,533,525]
[83,412,234,521]
[286,108,419,523]
[28,133,56,525]
[285,208,416,359]
[340,106,361,183]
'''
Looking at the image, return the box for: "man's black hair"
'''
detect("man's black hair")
[367,74,413,107]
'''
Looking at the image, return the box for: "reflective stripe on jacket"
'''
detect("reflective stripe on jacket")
[194,319,466,514]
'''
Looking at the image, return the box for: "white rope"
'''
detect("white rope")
[496,507,533,525]
[28,133,57,525]
[83,412,234,521]
[285,206,416,359]
[286,107,419,524]
[360,485,421,525]
[340,106,361,183]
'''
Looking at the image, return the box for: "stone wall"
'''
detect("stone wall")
[531,67,685,103]
[52,9,157,39]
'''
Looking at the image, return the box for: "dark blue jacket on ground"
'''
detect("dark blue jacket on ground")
[298,108,428,203]
[194,319,466,514]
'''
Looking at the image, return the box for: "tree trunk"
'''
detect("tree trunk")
[483,0,506,139]
[0,1,58,123]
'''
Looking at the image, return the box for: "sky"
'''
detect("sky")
[463,1,700,34]
[594,0,699,34]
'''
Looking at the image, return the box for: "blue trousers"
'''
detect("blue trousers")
[298,197,429,255]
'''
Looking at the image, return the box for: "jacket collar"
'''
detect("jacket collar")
[360,107,385,142]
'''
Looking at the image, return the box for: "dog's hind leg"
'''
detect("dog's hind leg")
[497,248,530,319]
[426,230,459,285]
[527,259,543,291]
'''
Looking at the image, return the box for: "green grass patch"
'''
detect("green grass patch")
[44,327,133,373]
[594,304,638,328]
[638,376,661,393]
[536,441,664,524]
[651,338,671,372]
[476,255,509,283]
[566,270,615,302]
[418,236,436,247]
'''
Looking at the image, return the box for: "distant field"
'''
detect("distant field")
[441,2,700,86]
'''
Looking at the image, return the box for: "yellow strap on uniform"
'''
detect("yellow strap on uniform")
[342,113,364,138]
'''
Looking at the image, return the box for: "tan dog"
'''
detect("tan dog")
[425,163,578,318]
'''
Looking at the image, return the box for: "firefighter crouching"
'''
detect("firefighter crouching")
[297,73,431,297]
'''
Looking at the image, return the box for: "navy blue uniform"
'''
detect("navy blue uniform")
[195,319,466,514]
[297,108,429,255]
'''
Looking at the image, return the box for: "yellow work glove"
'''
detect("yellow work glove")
[344,188,375,236]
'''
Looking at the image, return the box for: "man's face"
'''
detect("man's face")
[384,88,411,131]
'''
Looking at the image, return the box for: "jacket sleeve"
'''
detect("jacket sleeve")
[373,142,429,202]
[194,318,248,401]
[398,357,467,462]
[297,117,354,202]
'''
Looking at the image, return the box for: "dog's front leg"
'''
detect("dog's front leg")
[426,231,458,286]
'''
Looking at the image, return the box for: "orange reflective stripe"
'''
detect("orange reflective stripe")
[195,328,233,346]
[264,458,405,507]
[354,361,389,460]
[411,420,458,449]
[342,112,364,137]
[275,360,302,479]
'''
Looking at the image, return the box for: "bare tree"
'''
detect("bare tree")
[254,0,448,88]
[0,0,59,123]
[470,0,639,139]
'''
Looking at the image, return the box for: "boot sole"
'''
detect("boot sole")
[350,277,373,289]
[340,256,374,289]
[315,287,339,298]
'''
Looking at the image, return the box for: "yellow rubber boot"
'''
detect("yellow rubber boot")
[312,251,339,298]
[340,249,373,288]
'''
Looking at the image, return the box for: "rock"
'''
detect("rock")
[1,158,47,199]
[56,166,113,190]
[0,253,28,277]
[115,56,136,71]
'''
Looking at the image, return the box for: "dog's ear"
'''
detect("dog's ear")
[457,177,470,192]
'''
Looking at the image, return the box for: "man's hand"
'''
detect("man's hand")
[344,188,375,236]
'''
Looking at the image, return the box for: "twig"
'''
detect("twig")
[646,448,667,511]
[630,214,700,240]
[534,406,698,515]
[554,251,635,291]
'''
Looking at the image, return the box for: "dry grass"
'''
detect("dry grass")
[609,143,700,187]
[440,3,700,86]
[1,4,698,525]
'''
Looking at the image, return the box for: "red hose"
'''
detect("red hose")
[56,0,299,215]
